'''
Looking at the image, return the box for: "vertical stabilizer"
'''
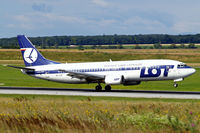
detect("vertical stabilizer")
[17,35,60,66]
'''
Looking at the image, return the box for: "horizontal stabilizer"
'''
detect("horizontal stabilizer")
[7,65,35,71]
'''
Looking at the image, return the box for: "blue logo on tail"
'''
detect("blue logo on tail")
[23,48,38,63]
[17,35,60,66]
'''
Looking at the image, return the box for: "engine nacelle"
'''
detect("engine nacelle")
[105,75,124,85]
[123,81,141,86]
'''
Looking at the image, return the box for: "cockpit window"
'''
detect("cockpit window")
[177,64,187,68]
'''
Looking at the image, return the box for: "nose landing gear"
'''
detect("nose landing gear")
[173,78,183,88]
[173,82,178,88]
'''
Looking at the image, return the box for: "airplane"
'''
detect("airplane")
[8,35,196,91]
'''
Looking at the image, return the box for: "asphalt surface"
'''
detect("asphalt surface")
[0,87,200,99]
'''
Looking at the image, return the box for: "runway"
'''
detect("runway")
[0,87,200,99]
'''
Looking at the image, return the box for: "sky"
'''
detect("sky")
[1,0,200,38]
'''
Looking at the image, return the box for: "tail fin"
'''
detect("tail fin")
[17,35,60,66]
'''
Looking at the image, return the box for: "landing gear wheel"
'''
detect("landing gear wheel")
[173,83,178,88]
[105,85,111,91]
[95,85,102,91]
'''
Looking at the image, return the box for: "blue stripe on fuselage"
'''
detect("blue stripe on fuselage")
[32,67,141,75]
[28,65,175,75]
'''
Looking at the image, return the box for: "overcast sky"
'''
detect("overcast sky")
[1,0,200,38]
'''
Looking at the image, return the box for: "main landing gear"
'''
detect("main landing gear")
[105,85,111,91]
[173,82,178,88]
[95,84,112,91]
[95,84,102,91]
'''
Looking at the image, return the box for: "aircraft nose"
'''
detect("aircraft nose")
[190,68,196,75]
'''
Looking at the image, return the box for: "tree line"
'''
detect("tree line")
[1,34,200,49]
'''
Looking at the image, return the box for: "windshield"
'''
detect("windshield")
[177,64,188,68]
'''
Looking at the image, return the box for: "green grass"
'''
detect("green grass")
[0,65,199,91]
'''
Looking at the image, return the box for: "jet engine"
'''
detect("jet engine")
[105,75,124,85]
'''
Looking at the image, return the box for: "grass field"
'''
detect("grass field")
[1,49,200,64]
[0,95,199,132]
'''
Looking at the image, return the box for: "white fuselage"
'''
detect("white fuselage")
[23,59,196,85]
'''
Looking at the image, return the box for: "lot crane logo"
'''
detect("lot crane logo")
[21,48,38,63]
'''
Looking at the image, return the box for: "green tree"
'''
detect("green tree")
[70,37,77,45]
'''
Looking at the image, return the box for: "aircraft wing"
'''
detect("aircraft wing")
[59,69,105,81]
